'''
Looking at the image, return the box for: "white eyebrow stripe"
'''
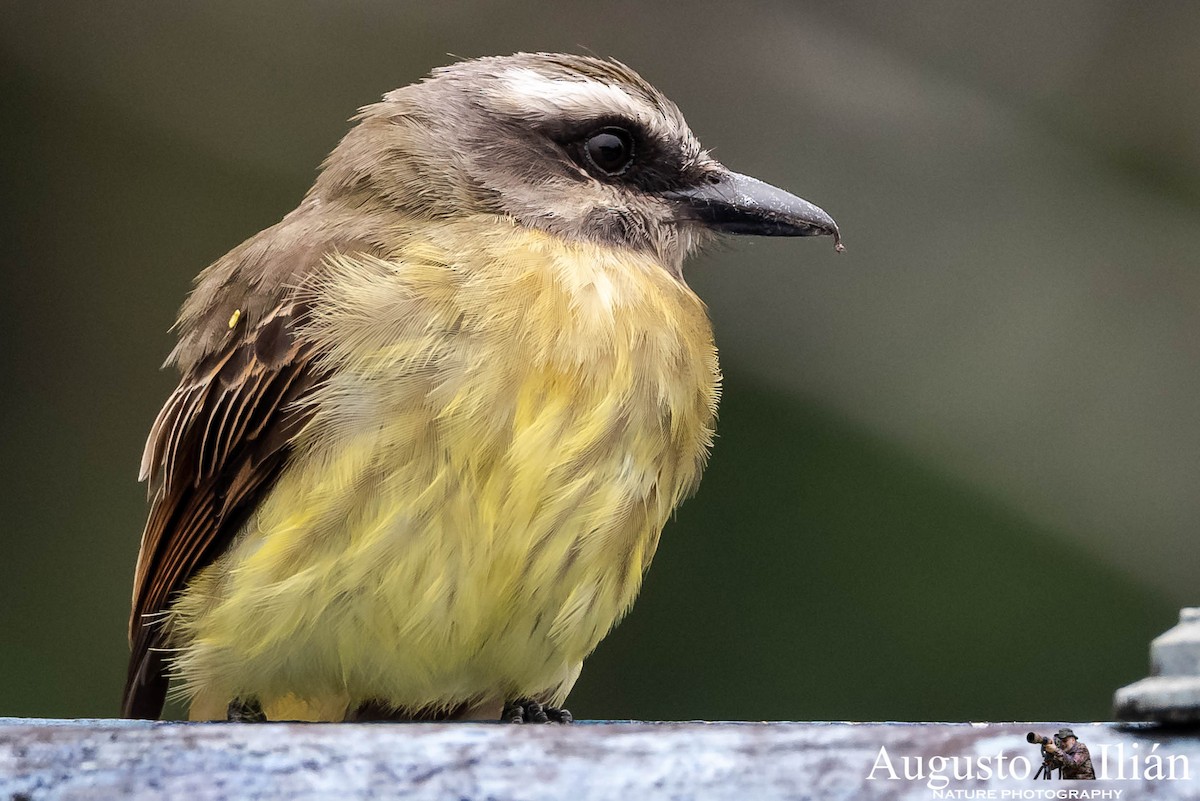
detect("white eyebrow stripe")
[495,67,654,125]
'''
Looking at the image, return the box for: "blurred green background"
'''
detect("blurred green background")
[1,1,1195,722]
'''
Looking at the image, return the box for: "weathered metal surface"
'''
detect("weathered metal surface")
[0,718,1197,800]
[1116,608,1200,724]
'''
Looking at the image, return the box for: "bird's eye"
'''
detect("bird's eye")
[583,127,635,176]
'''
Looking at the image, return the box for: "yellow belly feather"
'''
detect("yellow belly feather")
[168,222,719,719]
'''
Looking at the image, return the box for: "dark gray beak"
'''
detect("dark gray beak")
[665,171,842,249]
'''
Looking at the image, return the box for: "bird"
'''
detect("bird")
[123,52,841,723]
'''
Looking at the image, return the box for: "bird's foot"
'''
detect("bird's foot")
[501,698,573,724]
[226,698,267,722]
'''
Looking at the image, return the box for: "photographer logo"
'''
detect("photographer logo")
[864,727,1191,797]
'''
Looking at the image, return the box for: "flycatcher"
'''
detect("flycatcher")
[124,53,841,723]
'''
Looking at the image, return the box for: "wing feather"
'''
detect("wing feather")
[123,300,320,718]
[123,204,381,719]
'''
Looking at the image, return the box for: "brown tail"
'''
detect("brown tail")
[121,631,168,719]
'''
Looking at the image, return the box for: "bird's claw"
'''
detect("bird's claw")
[226,698,267,722]
[502,698,573,724]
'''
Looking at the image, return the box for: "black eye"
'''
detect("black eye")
[583,127,634,176]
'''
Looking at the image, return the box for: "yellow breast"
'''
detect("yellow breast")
[168,221,720,716]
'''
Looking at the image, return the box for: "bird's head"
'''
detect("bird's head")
[314,52,840,274]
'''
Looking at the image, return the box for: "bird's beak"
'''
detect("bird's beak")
[665,171,842,249]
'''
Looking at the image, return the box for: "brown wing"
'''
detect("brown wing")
[123,199,382,719]
[122,298,321,718]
